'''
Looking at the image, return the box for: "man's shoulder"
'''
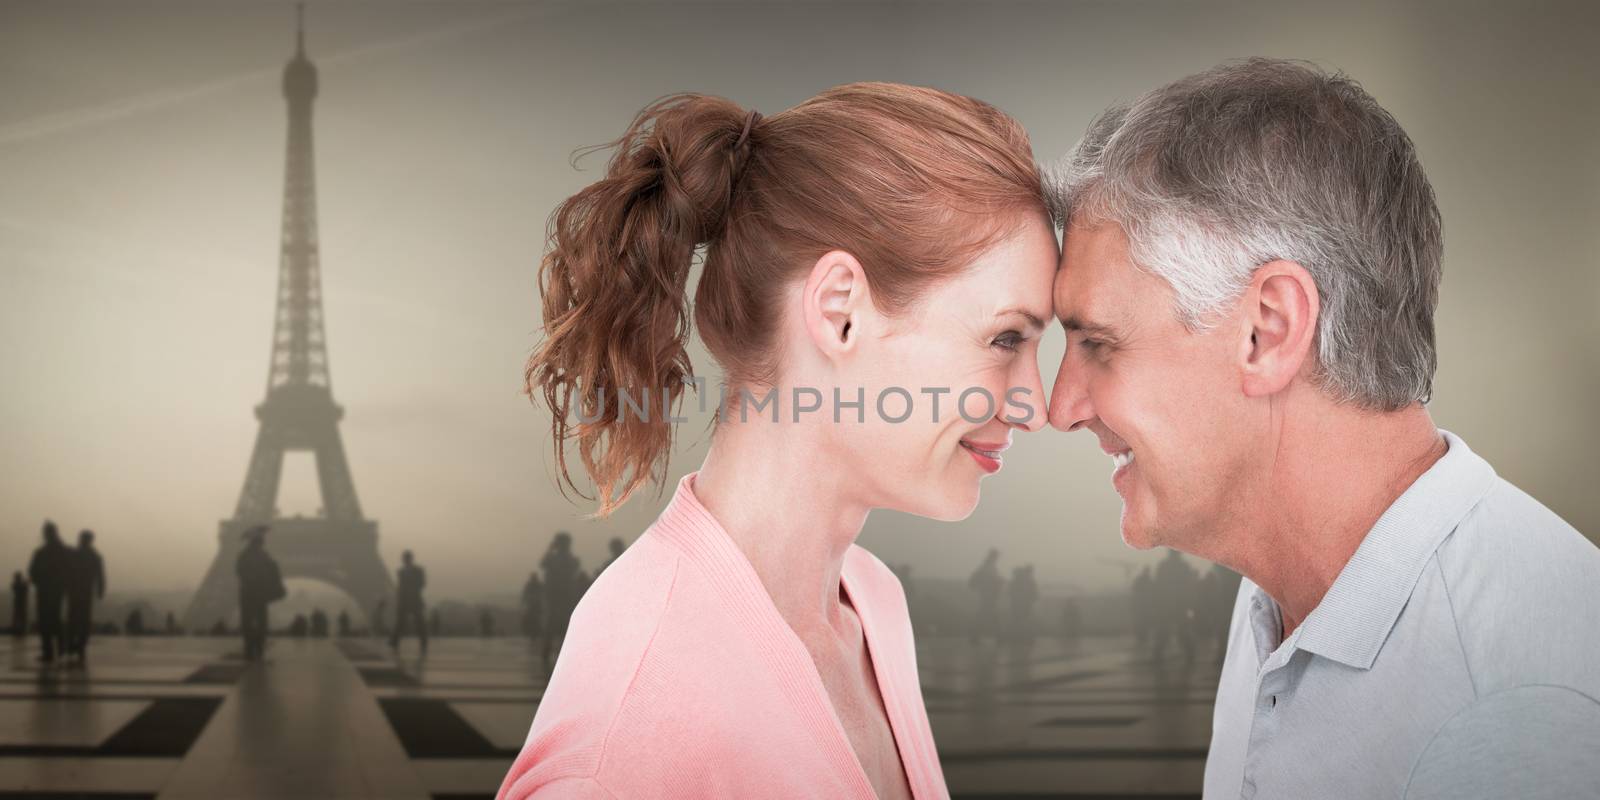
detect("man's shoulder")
[1436,475,1599,597]
[1431,475,1600,695]
[1404,684,1600,799]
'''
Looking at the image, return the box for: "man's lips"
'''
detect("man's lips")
[1095,435,1134,470]
[1096,438,1129,455]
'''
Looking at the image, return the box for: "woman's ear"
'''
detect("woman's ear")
[802,250,869,361]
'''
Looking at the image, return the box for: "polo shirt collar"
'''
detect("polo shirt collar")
[1291,429,1497,670]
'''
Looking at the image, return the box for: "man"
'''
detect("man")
[538,532,579,666]
[1047,58,1600,798]
[1129,565,1153,649]
[1199,564,1242,665]
[599,536,626,574]
[390,549,427,653]
[1150,549,1197,663]
[9,571,27,638]
[520,571,544,642]
[967,548,1002,645]
[1007,564,1038,646]
[65,529,106,663]
[236,525,284,661]
[27,521,71,664]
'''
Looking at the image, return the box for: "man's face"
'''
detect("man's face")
[1047,222,1253,551]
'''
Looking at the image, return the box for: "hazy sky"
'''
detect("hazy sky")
[3,1,1597,600]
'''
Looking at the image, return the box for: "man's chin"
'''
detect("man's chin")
[1119,510,1158,550]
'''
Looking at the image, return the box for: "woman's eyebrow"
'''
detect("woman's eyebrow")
[995,306,1047,331]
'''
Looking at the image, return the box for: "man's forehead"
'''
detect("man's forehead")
[1053,221,1144,328]
[1054,238,1113,313]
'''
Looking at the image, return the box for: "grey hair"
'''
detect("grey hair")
[1045,57,1443,411]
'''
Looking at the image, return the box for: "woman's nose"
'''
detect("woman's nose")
[1005,365,1049,433]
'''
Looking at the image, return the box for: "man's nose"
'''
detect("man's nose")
[1048,353,1092,432]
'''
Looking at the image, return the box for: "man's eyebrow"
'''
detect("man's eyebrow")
[995,307,1047,332]
[1059,315,1119,340]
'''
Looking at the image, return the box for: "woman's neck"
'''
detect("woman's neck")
[692,415,870,639]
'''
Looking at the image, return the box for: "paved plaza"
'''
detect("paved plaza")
[0,632,1216,798]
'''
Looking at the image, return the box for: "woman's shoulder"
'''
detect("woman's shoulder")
[556,534,682,684]
[500,534,682,793]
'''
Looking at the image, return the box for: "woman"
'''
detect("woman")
[499,83,1057,799]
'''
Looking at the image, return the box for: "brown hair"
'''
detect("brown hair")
[527,82,1045,516]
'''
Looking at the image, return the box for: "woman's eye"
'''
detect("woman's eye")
[991,331,1023,352]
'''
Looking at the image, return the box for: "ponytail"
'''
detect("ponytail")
[526,94,754,516]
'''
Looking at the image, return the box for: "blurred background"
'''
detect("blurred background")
[2,1,1596,798]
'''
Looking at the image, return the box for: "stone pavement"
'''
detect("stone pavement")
[0,632,1215,798]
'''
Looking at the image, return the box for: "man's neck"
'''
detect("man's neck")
[1224,401,1447,639]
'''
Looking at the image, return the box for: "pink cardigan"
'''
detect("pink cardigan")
[497,472,950,799]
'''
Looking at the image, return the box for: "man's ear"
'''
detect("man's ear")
[802,250,869,360]
[1239,260,1319,398]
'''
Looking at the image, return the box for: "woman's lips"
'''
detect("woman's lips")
[960,439,1007,473]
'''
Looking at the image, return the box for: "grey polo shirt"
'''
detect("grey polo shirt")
[1204,430,1600,799]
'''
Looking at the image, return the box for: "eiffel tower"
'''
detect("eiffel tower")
[183,8,392,632]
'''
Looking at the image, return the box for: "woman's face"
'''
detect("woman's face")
[839,212,1058,521]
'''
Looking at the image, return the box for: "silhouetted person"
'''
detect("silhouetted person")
[289,613,308,638]
[1008,564,1038,645]
[28,521,71,663]
[310,608,328,638]
[1152,549,1199,663]
[521,572,544,642]
[540,532,579,665]
[1199,563,1241,664]
[1060,596,1082,641]
[600,537,626,574]
[390,549,427,652]
[9,572,27,638]
[65,529,106,663]
[1131,566,1154,648]
[164,611,178,636]
[337,610,351,637]
[968,548,1003,644]
[429,607,441,637]
[479,607,495,638]
[125,608,145,636]
[236,525,285,661]
[575,570,592,601]
[372,597,389,638]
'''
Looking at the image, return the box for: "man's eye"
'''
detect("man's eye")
[1078,337,1102,353]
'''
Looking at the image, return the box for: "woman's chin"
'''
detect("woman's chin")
[913,483,981,522]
